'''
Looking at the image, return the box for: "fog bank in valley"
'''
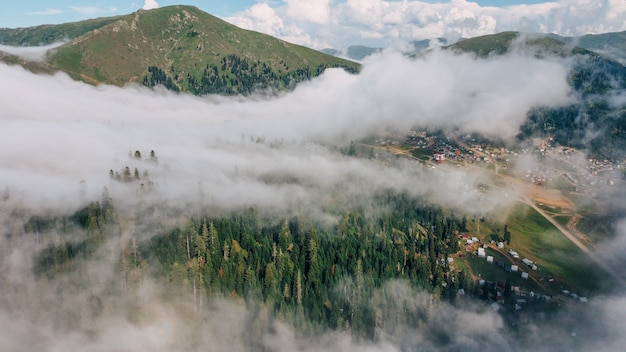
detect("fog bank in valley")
[3,48,626,351]
[0,49,571,218]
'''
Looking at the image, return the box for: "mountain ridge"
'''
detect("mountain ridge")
[321,31,626,62]
[0,5,360,95]
[0,15,123,45]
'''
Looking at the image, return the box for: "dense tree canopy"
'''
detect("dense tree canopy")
[31,190,474,340]
[142,54,357,96]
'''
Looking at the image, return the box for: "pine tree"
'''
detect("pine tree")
[296,270,303,306]
[504,224,511,245]
[264,262,278,299]
[278,220,291,250]
[123,167,132,182]
[149,150,158,163]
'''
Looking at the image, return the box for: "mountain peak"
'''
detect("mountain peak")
[0,6,359,95]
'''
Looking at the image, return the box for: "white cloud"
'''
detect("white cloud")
[230,3,286,37]
[285,0,332,24]
[0,48,571,219]
[226,4,321,48]
[143,0,159,11]
[25,8,63,16]
[226,0,626,49]
[0,42,65,62]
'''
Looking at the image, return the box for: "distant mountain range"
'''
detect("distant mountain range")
[447,31,626,62]
[321,39,451,61]
[324,31,626,63]
[322,46,383,61]
[0,5,359,95]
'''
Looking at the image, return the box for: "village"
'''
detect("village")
[403,130,625,196]
[364,129,618,325]
[397,130,615,319]
[450,228,590,327]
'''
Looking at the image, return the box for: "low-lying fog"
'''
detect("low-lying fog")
[1,46,625,351]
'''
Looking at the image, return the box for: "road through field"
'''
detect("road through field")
[521,197,625,286]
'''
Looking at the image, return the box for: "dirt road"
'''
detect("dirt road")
[522,197,624,285]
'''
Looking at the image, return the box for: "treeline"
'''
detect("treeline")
[518,53,626,160]
[141,66,179,92]
[141,192,473,339]
[31,192,117,277]
[187,55,332,95]
[30,191,475,339]
[108,150,158,185]
[519,101,626,159]
[142,54,357,96]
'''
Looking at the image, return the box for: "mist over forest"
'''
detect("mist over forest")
[2,43,626,352]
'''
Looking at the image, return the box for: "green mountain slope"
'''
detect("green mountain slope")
[550,31,626,64]
[447,31,597,58]
[449,31,626,161]
[449,30,626,63]
[0,16,123,46]
[30,5,358,94]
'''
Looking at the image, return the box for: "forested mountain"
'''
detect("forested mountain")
[30,190,474,340]
[450,31,626,161]
[0,5,359,95]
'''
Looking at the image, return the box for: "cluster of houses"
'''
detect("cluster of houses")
[521,139,624,194]
[475,245,590,313]
[404,132,624,211]
[467,235,534,281]
[404,131,489,164]
[561,289,588,303]
[409,132,625,195]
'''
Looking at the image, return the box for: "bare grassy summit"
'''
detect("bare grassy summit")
[1,5,359,95]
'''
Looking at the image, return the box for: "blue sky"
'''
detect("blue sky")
[0,1,243,28]
[1,1,552,28]
[1,1,624,49]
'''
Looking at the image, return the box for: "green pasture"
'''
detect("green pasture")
[504,203,600,294]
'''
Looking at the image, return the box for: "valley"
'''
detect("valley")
[1,2,626,351]
[367,129,623,298]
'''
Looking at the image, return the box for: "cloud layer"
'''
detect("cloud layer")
[0,42,64,61]
[0,49,571,219]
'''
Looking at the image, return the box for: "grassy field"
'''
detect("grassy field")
[503,203,600,294]
[577,213,620,244]
[554,214,572,228]
[410,148,433,161]
[459,201,601,295]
